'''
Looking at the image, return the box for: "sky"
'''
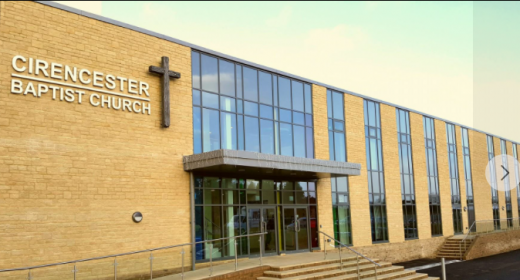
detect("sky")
[54,1,520,142]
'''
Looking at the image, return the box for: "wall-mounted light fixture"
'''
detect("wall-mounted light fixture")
[132,212,143,223]
[463,206,467,212]
[502,206,505,211]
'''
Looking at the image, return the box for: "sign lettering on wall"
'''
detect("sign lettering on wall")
[9,55,151,115]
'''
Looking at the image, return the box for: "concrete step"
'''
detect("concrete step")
[356,268,416,280]
[268,256,374,271]
[393,273,430,280]
[309,266,408,280]
[263,260,387,278]
[259,262,392,280]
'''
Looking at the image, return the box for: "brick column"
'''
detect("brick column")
[410,113,431,239]
[494,137,508,229]
[455,125,469,232]
[345,94,372,246]
[434,119,454,236]
[380,104,404,243]
[312,84,334,249]
[469,130,493,231]
[507,141,519,221]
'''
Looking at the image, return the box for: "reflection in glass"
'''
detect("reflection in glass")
[243,67,258,102]
[280,123,293,156]
[219,60,235,96]
[192,51,200,89]
[260,119,274,154]
[201,54,218,93]
[293,125,306,158]
[203,109,220,152]
[278,77,291,109]
[221,112,237,150]
[193,107,202,154]
[259,72,273,105]
[245,117,259,152]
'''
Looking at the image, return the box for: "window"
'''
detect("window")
[423,116,442,236]
[364,100,388,242]
[327,90,346,162]
[331,177,352,245]
[192,51,314,158]
[487,135,500,230]
[461,128,476,231]
[500,139,513,228]
[396,109,417,239]
[446,124,462,234]
[513,144,520,218]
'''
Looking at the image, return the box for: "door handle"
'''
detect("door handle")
[262,221,267,233]
[295,220,300,232]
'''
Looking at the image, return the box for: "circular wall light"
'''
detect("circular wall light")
[463,206,467,212]
[132,212,143,223]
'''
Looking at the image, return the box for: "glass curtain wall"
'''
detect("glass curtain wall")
[446,124,462,234]
[513,144,520,218]
[424,117,443,236]
[327,89,346,162]
[331,178,352,245]
[396,109,418,239]
[327,90,352,245]
[192,51,314,158]
[461,128,476,231]
[500,140,513,228]
[194,176,318,261]
[487,135,500,230]
[364,100,388,242]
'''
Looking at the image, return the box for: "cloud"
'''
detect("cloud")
[54,1,102,15]
[266,6,293,27]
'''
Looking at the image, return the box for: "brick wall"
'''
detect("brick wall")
[434,119,454,236]
[409,112,431,239]
[0,2,192,279]
[455,125,469,232]
[380,104,404,243]
[470,130,493,225]
[344,94,372,246]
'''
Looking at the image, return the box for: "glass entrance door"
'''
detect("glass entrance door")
[248,207,277,256]
[283,207,309,252]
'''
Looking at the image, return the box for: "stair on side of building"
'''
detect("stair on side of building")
[436,236,474,260]
[257,256,440,280]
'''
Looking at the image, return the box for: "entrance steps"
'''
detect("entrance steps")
[436,236,474,260]
[257,256,439,280]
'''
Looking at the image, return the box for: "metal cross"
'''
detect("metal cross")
[149,56,181,128]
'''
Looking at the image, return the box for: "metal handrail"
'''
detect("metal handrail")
[319,231,380,280]
[0,232,267,277]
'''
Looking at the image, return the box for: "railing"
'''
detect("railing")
[0,232,267,280]
[459,217,520,260]
[319,231,381,280]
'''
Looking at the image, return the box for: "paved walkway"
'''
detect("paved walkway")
[408,249,520,280]
[157,251,353,280]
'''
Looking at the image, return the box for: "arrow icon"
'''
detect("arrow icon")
[501,165,509,181]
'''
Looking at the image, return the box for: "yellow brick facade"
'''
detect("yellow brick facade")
[380,104,404,243]
[2,1,520,278]
[507,141,519,220]
[410,113,431,239]
[455,125,469,231]
[312,85,334,249]
[434,120,454,236]
[493,137,508,229]
[0,1,192,278]
[470,130,494,224]
[344,94,372,246]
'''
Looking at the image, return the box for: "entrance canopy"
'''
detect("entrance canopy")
[183,150,361,179]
